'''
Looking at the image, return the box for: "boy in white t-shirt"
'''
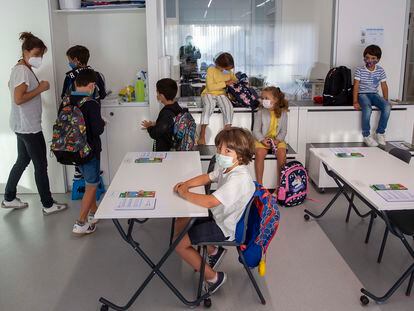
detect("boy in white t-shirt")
[173,127,255,294]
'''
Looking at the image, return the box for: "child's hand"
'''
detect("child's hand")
[173,182,186,193]
[261,138,271,147]
[141,120,154,128]
[176,183,189,198]
[353,102,361,110]
[225,80,235,87]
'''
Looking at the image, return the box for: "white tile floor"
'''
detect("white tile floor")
[0,185,412,311]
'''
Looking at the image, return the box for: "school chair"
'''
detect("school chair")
[195,196,266,308]
[361,210,414,304]
[345,147,412,244]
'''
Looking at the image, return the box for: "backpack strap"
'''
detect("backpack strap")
[78,96,96,108]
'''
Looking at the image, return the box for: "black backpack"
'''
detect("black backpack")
[323,66,353,106]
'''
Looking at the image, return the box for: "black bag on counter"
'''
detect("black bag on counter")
[323,66,353,106]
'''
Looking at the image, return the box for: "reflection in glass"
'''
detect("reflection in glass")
[165,0,333,100]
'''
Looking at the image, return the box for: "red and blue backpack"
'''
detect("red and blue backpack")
[237,182,281,269]
[277,161,308,207]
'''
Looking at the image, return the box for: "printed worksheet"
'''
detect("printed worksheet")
[374,189,414,203]
[115,197,156,210]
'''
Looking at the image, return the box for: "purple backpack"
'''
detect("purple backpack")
[277,161,308,207]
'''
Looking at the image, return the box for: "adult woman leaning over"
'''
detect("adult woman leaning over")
[1,32,67,214]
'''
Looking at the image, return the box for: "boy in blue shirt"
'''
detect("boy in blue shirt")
[353,45,391,147]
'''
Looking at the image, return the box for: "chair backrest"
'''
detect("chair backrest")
[235,196,255,244]
[204,155,216,195]
[389,148,411,164]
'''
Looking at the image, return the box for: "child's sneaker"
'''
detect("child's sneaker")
[72,221,96,236]
[73,166,83,180]
[363,135,379,147]
[42,201,68,215]
[87,212,99,225]
[1,198,28,209]
[375,133,386,146]
[208,247,227,270]
[206,272,227,294]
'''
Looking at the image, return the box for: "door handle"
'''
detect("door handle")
[109,112,114,116]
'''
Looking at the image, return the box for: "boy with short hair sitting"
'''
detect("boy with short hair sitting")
[353,44,391,147]
[173,127,255,293]
[141,78,184,151]
[70,69,105,236]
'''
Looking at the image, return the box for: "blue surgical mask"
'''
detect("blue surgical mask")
[69,62,77,70]
[222,69,231,74]
[216,153,236,169]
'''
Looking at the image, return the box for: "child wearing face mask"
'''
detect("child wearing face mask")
[173,127,255,295]
[70,69,106,236]
[197,52,238,145]
[61,45,106,102]
[62,45,107,180]
[2,32,68,214]
[353,45,390,147]
[253,87,289,192]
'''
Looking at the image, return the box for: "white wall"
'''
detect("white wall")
[334,0,409,99]
[0,0,65,194]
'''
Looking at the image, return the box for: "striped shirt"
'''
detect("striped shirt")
[354,65,387,93]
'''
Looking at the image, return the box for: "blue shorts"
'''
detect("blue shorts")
[78,157,100,186]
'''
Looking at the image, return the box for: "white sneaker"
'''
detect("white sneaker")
[42,201,68,215]
[375,133,386,146]
[1,198,28,209]
[72,221,96,236]
[363,135,379,147]
[87,213,99,225]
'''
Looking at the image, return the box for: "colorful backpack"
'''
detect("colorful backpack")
[51,96,93,165]
[238,182,281,270]
[227,72,260,109]
[277,161,308,207]
[172,109,196,151]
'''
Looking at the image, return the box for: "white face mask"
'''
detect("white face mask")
[28,57,42,69]
[216,153,236,169]
[262,99,273,109]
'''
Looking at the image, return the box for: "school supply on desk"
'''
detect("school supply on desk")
[330,148,364,158]
[115,190,156,210]
[134,152,167,163]
[371,184,414,203]
[371,184,408,191]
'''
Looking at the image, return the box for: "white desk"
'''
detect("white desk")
[95,151,208,219]
[306,147,414,305]
[310,147,414,211]
[96,151,210,310]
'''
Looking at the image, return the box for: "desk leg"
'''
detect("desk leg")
[360,263,414,305]
[99,218,209,310]
[305,163,371,221]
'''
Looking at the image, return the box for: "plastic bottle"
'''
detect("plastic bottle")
[135,77,145,102]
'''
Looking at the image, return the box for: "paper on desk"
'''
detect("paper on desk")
[375,189,414,203]
[330,148,364,158]
[115,197,156,210]
[135,152,167,163]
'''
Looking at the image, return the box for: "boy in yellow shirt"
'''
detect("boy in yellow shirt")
[198,52,237,145]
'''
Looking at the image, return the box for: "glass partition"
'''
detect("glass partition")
[165,0,334,101]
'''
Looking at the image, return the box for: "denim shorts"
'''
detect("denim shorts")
[188,215,228,245]
[78,157,100,186]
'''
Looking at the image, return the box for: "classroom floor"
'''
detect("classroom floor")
[0,185,413,311]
